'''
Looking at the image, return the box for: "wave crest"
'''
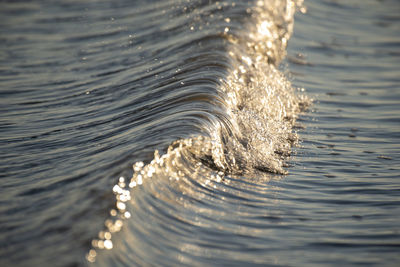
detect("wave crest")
[88,0,309,263]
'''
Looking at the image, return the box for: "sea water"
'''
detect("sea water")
[0,0,399,266]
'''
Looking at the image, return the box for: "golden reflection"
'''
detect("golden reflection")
[86,249,97,263]
[87,0,309,263]
[103,240,113,250]
[258,20,273,38]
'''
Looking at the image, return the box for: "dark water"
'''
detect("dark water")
[284,0,400,265]
[0,0,399,266]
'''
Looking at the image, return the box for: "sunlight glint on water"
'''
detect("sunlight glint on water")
[1,0,399,266]
[88,0,309,264]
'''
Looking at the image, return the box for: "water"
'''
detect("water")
[0,0,399,266]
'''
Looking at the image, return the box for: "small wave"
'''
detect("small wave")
[88,0,309,264]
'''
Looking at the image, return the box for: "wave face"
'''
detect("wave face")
[87,0,308,265]
[0,0,307,266]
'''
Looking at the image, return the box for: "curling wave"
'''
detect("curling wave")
[88,0,309,265]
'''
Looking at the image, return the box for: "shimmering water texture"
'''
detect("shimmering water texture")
[1,0,399,266]
[88,0,309,264]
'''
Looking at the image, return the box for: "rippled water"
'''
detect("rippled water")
[1,0,399,266]
[284,0,400,265]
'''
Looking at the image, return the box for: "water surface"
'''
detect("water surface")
[0,0,399,266]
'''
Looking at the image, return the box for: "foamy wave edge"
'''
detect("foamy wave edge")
[87,0,310,262]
